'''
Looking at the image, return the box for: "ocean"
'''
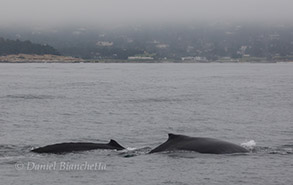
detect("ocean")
[0,63,292,185]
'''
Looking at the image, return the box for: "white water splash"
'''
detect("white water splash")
[117,147,137,153]
[241,140,256,150]
[126,147,137,151]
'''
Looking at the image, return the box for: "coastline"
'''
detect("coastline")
[0,54,84,63]
[0,54,292,63]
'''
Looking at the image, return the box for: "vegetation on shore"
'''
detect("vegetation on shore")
[0,54,84,63]
[0,38,59,56]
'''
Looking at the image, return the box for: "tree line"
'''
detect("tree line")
[0,38,59,56]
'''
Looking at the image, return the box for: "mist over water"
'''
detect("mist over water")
[1,0,293,27]
[1,0,293,62]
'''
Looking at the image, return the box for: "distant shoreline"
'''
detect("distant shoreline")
[0,54,84,63]
[0,54,292,63]
[1,60,292,64]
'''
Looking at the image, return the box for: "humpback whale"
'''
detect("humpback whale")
[150,133,249,154]
[31,139,125,154]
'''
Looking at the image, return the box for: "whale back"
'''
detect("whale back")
[108,139,125,150]
[32,139,125,154]
[149,133,190,153]
[150,133,249,154]
[167,133,194,140]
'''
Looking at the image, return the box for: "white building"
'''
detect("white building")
[96,41,113,47]
[128,56,154,60]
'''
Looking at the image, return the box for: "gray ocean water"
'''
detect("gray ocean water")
[0,63,292,185]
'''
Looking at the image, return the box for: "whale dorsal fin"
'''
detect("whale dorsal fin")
[108,139,124,149]
[168,133,180,140]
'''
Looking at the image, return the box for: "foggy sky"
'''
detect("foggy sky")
[1,0,293,26]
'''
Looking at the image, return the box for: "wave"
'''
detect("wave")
[240,140,293,155]
[2,94,59,100]
[0,144,33,157]
[251,145,293,155]
[128,97,186,104]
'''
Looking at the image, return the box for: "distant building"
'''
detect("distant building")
[181,56,207,62]
[128,56,154,60]
[96,41,113,47]
[269,34,280,40]
[156,44,169,49]
[150,40,160,44]
[237,46,248,56]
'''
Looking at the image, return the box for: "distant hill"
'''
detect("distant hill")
[0,38,59,56]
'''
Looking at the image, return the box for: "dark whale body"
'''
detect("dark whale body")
[150,133,249,154]
[31,139,125,154]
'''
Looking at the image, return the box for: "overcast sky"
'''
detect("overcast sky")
[1,0,292,26]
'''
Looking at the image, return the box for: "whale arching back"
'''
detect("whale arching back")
[150,133,249,154]
[31,139,125,154]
